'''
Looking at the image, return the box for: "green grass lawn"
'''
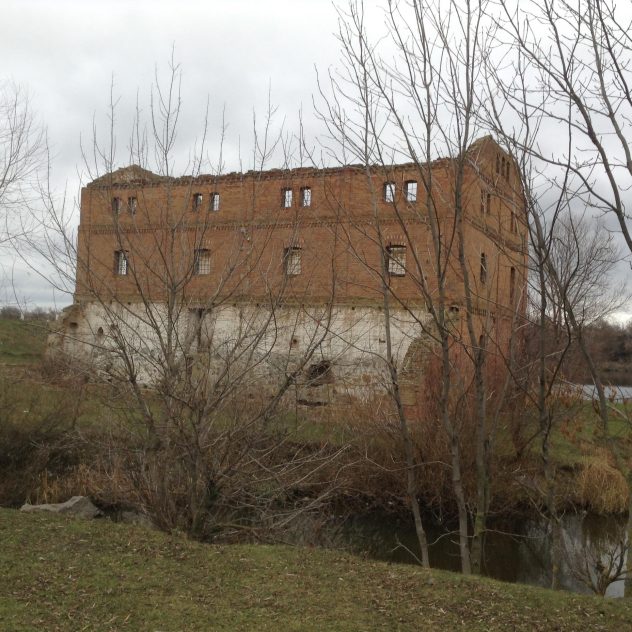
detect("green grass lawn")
[0,319,48,365]
[1,508,631,632]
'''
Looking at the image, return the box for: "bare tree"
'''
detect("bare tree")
[480,117,626,592]
[493,0,632,257]
[33,61,357,541]
[0,81,45,224]
[316,0,527,574]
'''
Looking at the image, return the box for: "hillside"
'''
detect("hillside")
[1,509,631,631]
[0,318,48,365]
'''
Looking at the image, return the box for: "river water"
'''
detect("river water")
[575,384,632,402]
[340,511,628,597]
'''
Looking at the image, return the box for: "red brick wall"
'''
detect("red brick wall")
[75,138,527,348]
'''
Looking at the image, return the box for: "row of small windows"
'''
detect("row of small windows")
[113,245,408,279]
[383,180,417,203]
[480,190,519,234]
[280,246,406,278]
[282,187,312,208]
[116,179,524,220]
[496,154,511,180]
[283,245,407,278]
[109,188,318,213]
[115,247,517,299]
[112,197,137,215]
[480,191,491,214]
[114,181,423,215]
[191,247,306,278]
[192,192,221,212]
[191,187,313,213]
[112,194,221,215]
[114,248,215,277]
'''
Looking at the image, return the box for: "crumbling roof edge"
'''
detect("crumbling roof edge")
[86,136,505,189]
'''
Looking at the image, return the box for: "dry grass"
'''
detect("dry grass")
[3,508,632,631]
[577,449,629,514]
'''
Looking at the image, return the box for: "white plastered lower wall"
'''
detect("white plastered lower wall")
[51,300,436,404]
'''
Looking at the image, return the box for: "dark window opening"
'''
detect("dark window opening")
[480,252,487,285]
[192,308,208,350]
[510,266,516,301]
[192,193,203,211]
[112,197,122,214]
[481,190,491,214]
[307,360,333,386]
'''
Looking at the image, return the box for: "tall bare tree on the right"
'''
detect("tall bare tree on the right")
[484,0,632,591]
[319,0,528,575]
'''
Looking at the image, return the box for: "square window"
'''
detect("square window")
[114,250,128,276]
[194,249,211,275]
[404,181,417,202]
[386,245,406,276]
[282,188,293,208]
[192,193,203,211]
[209,192,220,212]
[301,187,312,207]
[384,182,395,203]
[127,196,137,215]
[284,246,301,276]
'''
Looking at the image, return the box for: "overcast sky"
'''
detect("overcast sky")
[2,0,349,309]
[2,0,631,322]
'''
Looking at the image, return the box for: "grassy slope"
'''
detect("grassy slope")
[0,319,48,365]
[1,509,632,632]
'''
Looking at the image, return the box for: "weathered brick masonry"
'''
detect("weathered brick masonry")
[54,136,527,406]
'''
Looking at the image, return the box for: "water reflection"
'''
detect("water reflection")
[341,512,628,596]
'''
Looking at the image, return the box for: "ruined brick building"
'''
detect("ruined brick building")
[53,136,527,407]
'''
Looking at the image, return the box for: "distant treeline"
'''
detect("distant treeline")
[0,306,59,321]
[533,319,632,386]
